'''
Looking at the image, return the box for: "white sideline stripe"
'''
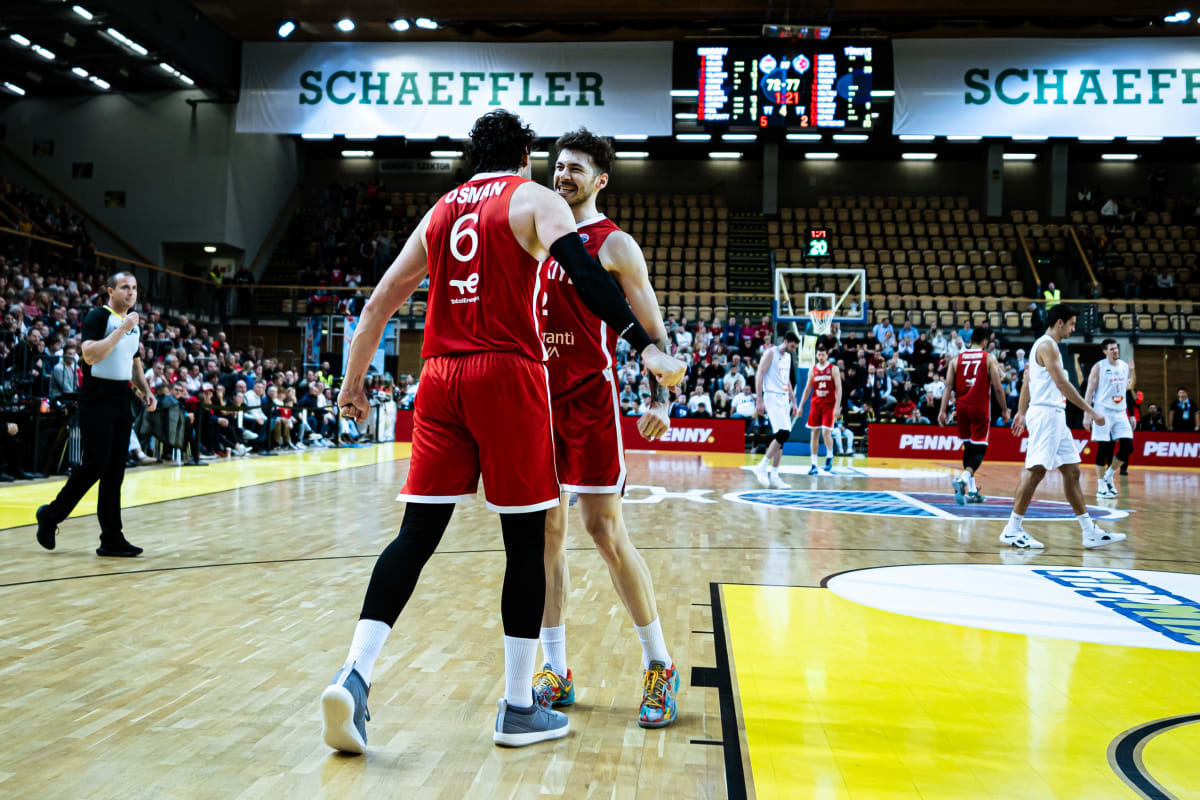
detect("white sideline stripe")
[885,490,958,520]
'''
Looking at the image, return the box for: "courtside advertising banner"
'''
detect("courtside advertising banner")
[868,424,1200,468]
[237,42,672,137]
[620,417,746,453]
[893,38,1200,137]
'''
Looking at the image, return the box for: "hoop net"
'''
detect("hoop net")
[809,308,834,336]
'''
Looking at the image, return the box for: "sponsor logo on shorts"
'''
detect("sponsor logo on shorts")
[1143,440,1200,459]
[1036,569,1200,647]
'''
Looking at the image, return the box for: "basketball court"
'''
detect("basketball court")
[2,446,1196,799]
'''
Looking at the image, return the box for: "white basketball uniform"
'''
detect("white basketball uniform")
[763,346,794,434]
[1090,359,1133,442]
[1024,334,1081,470]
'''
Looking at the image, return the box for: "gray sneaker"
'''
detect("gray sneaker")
[322,665,370,754]
[493,698,570,747]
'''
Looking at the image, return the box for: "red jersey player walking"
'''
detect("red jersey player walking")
[321,111,684,755]
[797,344,842,475]
[533,129,681,729]
[938,327,1009,504]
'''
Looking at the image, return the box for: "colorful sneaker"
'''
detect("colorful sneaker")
[493,698,570,747]
[321,665,370,754]
[952,479,966,505]
[638,660,680,729]
[823,458,834,473]
[807,465,819,476]
[966,489,985,504]
[532,664,575,708]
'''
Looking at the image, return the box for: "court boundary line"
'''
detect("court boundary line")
[1108,712,1200,799]
[708,582,750,800]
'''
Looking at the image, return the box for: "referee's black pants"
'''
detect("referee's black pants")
[45,389,133,543]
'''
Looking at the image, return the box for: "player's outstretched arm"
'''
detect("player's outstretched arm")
[340,211,431,420]
[1012,370,1030,436]
[987,355,1009,421]
[832,365,843,418]
[1083,362,1100,427]
[602,232,672,439]
[797,371,814,414]
[938,356,957,426]
[1040,340,1103,423]
[755,347,774,415]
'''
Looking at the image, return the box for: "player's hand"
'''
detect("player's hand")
[937,411,947,426]
[145,392,157,412]
[641,345,686,388]
[217,417,229,427]
[1083,412,1092,428]
[119,312,139,333]
[637,402,670,441]
[337,385,370,422]
[790,403,798,420]
[1092,411,1106,428]
[1011,412,1026,437]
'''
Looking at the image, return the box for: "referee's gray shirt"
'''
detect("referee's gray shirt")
[80,305,140,395]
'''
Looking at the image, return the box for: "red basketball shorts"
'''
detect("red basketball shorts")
[807,402,836,430]
[551,371,626,494]
[956,405,991,446]
[398,352,559,513]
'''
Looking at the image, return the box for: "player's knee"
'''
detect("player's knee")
[963,443,987,472]
[1116,438,1133,462]
[773,430,790,446]
[1095,441,1115,466]
[586,516,624,563]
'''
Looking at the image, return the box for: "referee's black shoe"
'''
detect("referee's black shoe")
[35,505,57,550]
[96,537,143,558]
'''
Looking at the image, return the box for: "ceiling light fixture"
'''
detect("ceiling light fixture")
[670,89,700,98]
[615,151,649,159]
[301,133,333,140]
[805,152,839,160]
[833,134,869,142]
[613,134,649,141]
[674,112,697,120]
[71,66,88,78]
[415,18,438,30]
[430,150,463,158]
[341,150,374,158]
[1101,153,1139,160]
[708,152,743,159]
[89,76,110,90]
[203,246,217,253]
[32,45,56,60]
[946,135,982,142]
[2,81,26,96]
[71,5,94,21]
[722,134,757,142]
[277,21,296,38]
[675,133,712,141]
[1003,153,1038,161]
[787,133,823,142]
[899,135,935,142]
[390,19,411,32]
[871,89,895,98]
[335,19,355,33]
[901,152,938,160]
[9,33,31,47]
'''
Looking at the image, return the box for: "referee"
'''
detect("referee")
[36,272,156,557]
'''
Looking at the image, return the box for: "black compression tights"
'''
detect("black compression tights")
[359,503,547,639]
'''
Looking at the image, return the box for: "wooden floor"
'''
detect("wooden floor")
[0,446,1197,799]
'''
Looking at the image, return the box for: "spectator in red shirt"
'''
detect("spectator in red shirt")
[754,314,773,347]
[739,316,755,353]
[892,396,917,422]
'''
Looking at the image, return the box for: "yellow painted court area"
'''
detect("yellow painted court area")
[0,442,411,530]
[721,584,1200,800]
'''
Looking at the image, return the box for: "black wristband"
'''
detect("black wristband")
[548,233,654,353]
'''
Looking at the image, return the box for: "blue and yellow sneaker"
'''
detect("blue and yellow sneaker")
[638,660,680,729]
[532,664,575,708]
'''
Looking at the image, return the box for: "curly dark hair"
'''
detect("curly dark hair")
[554,128,614,175]
[466,109,538,173]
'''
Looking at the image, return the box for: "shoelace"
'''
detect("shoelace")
[533,669,566,698]
[641,666,669,710]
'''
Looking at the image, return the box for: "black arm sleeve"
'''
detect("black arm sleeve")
[549,233,653,353]
[81,307,108,341]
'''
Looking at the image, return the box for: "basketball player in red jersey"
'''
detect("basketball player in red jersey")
[320,111,685,754]
[937,326,1009,504]
[796,343,841,475]
[531,129,680,728]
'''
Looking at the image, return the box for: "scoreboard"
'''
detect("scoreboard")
[806,228,832,258]
[696,44,874,130]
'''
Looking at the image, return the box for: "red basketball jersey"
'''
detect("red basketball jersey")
[422,173,546,363]
[540,214,623,396]
[811,362,835,406]
[955,349,990,409]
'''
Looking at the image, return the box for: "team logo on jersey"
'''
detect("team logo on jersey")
[579,233,590,243]
[449,272,480,303]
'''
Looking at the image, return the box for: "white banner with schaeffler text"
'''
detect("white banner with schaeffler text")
[236,41,672,138]
[894,38,1200,137]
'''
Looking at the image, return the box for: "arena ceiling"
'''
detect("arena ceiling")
[0,0,1192,97]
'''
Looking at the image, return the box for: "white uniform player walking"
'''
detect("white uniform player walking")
[753,331,800,489]
[1084,338,1135,499]
[1002,305,1127,550]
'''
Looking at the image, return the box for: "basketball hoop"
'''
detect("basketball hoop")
[809,308,834,336]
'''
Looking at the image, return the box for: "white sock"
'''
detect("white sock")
[634,617,671,669]
[1006,511,1024,531]
[811,451,820,467]
[966,474,977,493]
[504,635,540,708]
[758,455,769,468]
[1077,513,1094,533]
[344,619,391,685]
[959,469,971,484]
[1103,467,1115,482]
[540,625,568,677]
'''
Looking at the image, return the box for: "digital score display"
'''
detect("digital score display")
[806,228,832,258]
[697,45,874,130]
